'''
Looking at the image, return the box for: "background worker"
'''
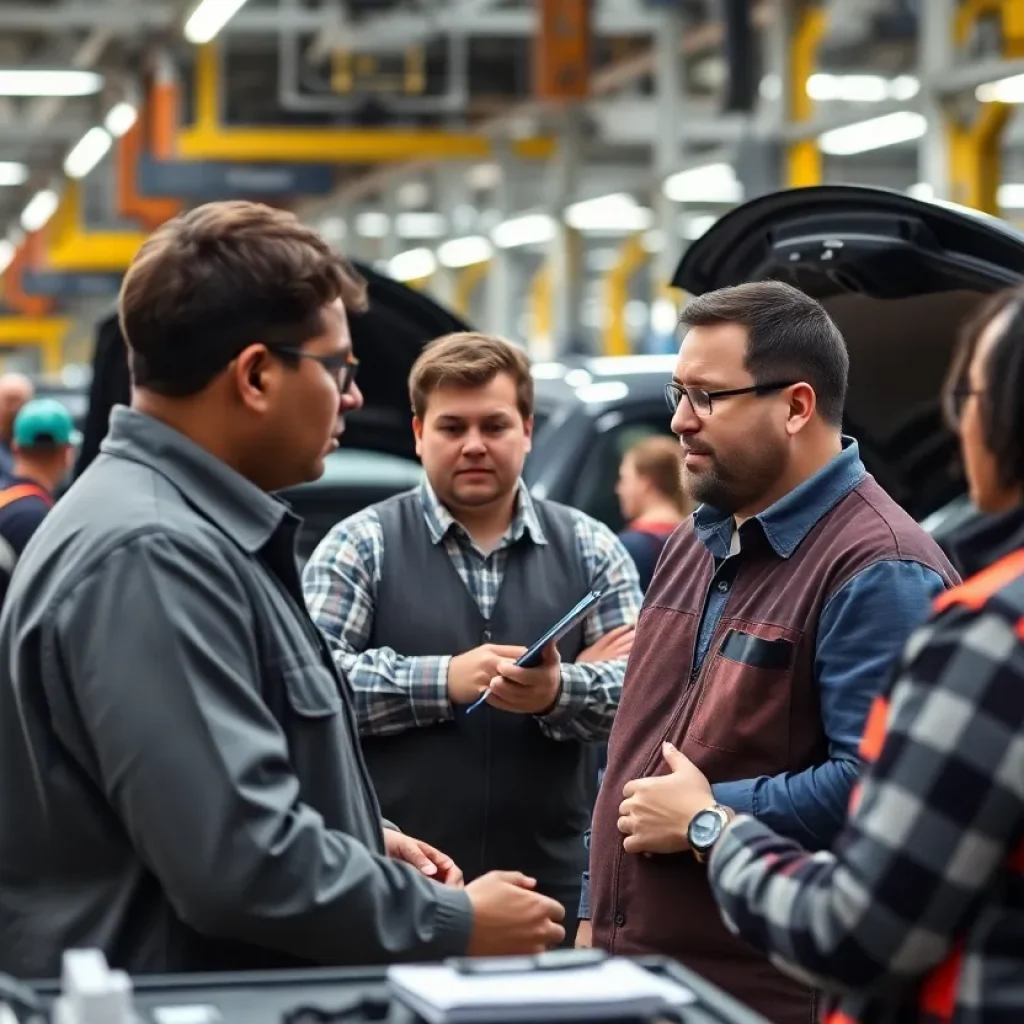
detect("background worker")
[0,398,79,605]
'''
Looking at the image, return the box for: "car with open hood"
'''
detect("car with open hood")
[74,185,1022,561]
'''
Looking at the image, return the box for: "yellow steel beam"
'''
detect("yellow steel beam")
[453,260,491,319]
[0,318,71,376]
[602,233,647,357]
[528,261,552,353]
[180,43,555,163]
[786,3,827,188]
[948,0,1024,214]
[176,126,555,163]
[42,182,147,273]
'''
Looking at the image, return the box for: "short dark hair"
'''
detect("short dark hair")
[944,286,1024,491]
[409,332,534,420]
[678,280,849,426]
[119,201,369,397]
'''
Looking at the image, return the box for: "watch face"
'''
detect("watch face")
[689,809,723,850]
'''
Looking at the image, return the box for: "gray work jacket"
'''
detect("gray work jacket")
[0,406,472,977]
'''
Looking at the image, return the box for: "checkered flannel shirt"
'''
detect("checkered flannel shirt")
[302,480,642,742]
[707,546,1024,1024]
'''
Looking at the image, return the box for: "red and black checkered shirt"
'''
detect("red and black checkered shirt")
[707,509,1024,1024]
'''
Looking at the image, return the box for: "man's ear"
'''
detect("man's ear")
[234,344,273,409]
[523,413,534,452]
[785,382,817,436]
[412,415,424,458]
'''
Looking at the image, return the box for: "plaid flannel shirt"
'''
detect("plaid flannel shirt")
[302,481,642,742]
[707,527,1024,1024]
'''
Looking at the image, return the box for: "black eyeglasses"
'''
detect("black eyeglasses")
[942,382,983,429]
[272,346,359,394]
[664,380,797,418]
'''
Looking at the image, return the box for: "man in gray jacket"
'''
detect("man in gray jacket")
[0,201,564,978]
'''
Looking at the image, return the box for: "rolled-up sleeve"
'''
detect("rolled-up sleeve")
[48,530,472,964]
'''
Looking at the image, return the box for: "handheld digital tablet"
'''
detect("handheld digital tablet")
[465,588,604,714]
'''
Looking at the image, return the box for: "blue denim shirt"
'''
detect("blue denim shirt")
[579,438,947,919]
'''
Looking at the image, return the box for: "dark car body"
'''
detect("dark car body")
[77,186,1024,562]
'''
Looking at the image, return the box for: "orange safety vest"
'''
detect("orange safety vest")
[0,482,52,512]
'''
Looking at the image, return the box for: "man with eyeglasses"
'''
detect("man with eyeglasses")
[0,202,568,979]
[581,280,958,1023]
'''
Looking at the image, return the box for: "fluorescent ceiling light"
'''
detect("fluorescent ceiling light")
[662,163,742,204]
[650,298,679,336]
[907,182,935,201]
[564,193,653,233]
[0,69,102,97]
[806,73,919,102]
[0,240,14,275]
[437,235,492,268]
[998,183,1024,208]
[184,0,250,44]
[466,162,501,190]
[491,213,557,249]
[0,162,28,187]
[104,102,138,138]
[818,111,926,155]
[977,74,1024,103]
[21,189,59,233]
[388,247,437,281]
[64,126,113,179]
[354,211,389,238]
[395,211,446,239]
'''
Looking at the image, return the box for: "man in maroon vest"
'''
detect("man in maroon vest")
[586,281,959,1023]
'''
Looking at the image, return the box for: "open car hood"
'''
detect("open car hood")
[672,185,1024,521]
[75,261,470,478]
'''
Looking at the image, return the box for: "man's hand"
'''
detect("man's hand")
[383,828,464,887]
[448,644,527,705]
[483,641,561,715]
[575,920,593,948]
[618,742,714,855]
[577,624,635,664]
[465,871,566,954]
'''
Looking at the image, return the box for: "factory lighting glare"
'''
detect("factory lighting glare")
[0,162,28,187]
[817,111,926,155]
[0,70,102,96]
[437,235,492,268]
[184,0,250,44]
[64,126,114,179]
[20,189,59,233]
[564,193,653,233]
[388,247,437,281]
[104,102,138,138]
[662,163,742,204]
[491,213,557,249]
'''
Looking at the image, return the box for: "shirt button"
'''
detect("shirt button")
[717,580,730,593]
[614,911,626,927]
[482,629,492,642]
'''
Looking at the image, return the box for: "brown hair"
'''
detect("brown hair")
[627,436,691,514]
[119,200,368,397]
[680,280,848,426]
[408,331,534,420]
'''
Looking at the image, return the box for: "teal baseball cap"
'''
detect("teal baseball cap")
[13,398,83,449]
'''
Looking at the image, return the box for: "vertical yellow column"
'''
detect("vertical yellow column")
[785,3,827,188]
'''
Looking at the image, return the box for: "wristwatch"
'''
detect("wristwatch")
[687,804,733,863]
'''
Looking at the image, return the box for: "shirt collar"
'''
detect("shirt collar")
[693,436,866,559]
[949,502,1024,580]
[100,406,292,552]
[418,477,547,547]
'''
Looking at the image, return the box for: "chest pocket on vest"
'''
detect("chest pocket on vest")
[685,625,799,778]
